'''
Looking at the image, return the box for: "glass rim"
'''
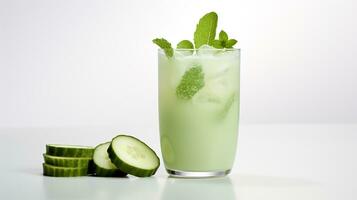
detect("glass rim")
[158,48,240,52]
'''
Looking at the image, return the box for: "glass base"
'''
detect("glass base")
[166,168,231,178]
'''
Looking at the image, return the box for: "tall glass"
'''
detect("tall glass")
[158,48,240,177]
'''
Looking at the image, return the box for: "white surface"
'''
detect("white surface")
[1,0,357,127]
[0,124,356,200]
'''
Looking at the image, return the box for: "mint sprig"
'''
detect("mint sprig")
[153,12,239,55]
[176,66,205,100]
[152,38,173,58]
[193,12,218,49]
[212,30,238,49]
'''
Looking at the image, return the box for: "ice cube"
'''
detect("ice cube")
[215,48,240,58]
[192,80,234,114]
[193,89,223,113]
[193,87,236,120]
[174,49,193,58]
[196,44,221,56]
[205,65,231,80]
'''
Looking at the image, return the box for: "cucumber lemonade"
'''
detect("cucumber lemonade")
[41,11,238,178]
[154,12,240,176]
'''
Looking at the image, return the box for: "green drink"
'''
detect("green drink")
[154,12,240,177]
[158,48,240,176]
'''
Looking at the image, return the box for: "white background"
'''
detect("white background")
[1,0,357,128]
[1,2,356,199]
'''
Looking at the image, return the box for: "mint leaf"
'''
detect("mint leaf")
[177,40,194,49]
[216,30,238,48]
[194,12,218,49]
[226,39,237,48]
[219,30,228,42]
[176,66,205,100]
[212,39,223,49]
[153,38,173,57]
[212,29,238,49]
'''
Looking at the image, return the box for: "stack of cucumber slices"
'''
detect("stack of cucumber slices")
[43,144,94,177]
[42,135,160,178]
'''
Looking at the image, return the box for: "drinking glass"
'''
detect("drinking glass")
[158,48,240,177]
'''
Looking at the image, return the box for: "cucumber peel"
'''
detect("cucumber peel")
[43,163,88,177]
[46,144,94,158]
[43,154,92,168]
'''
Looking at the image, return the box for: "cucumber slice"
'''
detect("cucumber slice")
[43,154,92,168]
[93,142,127,177]
[43,163,88,177]
[46,144,94,158]
[107,135,160,177]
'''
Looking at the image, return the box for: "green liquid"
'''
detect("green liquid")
[159,50,240,171]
